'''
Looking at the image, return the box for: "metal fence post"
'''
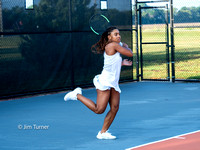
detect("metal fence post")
[139,5,143,80]
[134,0,140,81]
[170,0,175,82]
[166,4,170,81]
[69,0,75,89]
[0,0,3,37]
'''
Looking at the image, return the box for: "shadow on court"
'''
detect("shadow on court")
[0,82,200,150]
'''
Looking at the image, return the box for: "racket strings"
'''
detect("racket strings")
[89,14,111,35]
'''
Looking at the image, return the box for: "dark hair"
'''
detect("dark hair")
[91,26,117,54]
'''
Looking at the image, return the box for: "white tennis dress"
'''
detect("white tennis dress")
[93,51,122,93]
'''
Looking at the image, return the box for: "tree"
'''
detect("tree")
[19,0,97,72]
[175,7,192,23]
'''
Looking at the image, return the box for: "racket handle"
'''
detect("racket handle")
[119,42,123,46]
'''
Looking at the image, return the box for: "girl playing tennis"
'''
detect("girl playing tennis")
[64,27,133,139]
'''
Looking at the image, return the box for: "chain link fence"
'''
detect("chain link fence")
[173,1,200,81]
[1,0,199,99]
[133,1,170,81]
[0,0,133,99]
[133,0,200,81]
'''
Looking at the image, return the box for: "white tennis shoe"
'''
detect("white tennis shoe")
[96,130,116,140]
[64,87,82,101]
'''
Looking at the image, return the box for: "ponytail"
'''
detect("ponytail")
[91,27,117,54]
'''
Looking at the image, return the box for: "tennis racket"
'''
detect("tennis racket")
[89,14,111,35]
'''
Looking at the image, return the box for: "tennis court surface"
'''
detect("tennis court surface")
[0,82,200,150]
[126,130,200,150]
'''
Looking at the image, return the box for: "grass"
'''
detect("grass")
[133,24,200,80]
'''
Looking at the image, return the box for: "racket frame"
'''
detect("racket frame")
[89,14,110,35]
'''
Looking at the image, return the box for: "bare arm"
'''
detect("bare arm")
[114,42,133,57]
[105,42,133,57]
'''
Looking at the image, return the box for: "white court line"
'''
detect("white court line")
[125,130,200,150]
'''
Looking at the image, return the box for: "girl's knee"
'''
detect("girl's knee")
[111,104,119,113]
[94,107,106,114]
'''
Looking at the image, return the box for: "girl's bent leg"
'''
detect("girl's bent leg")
[101,88,120,133]
[77,89,110,114]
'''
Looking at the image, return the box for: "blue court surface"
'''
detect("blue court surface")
[0,82,200,150]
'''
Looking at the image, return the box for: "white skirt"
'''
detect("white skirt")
[93,75,121,93]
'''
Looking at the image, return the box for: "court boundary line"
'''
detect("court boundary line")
[125,130,200,150]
